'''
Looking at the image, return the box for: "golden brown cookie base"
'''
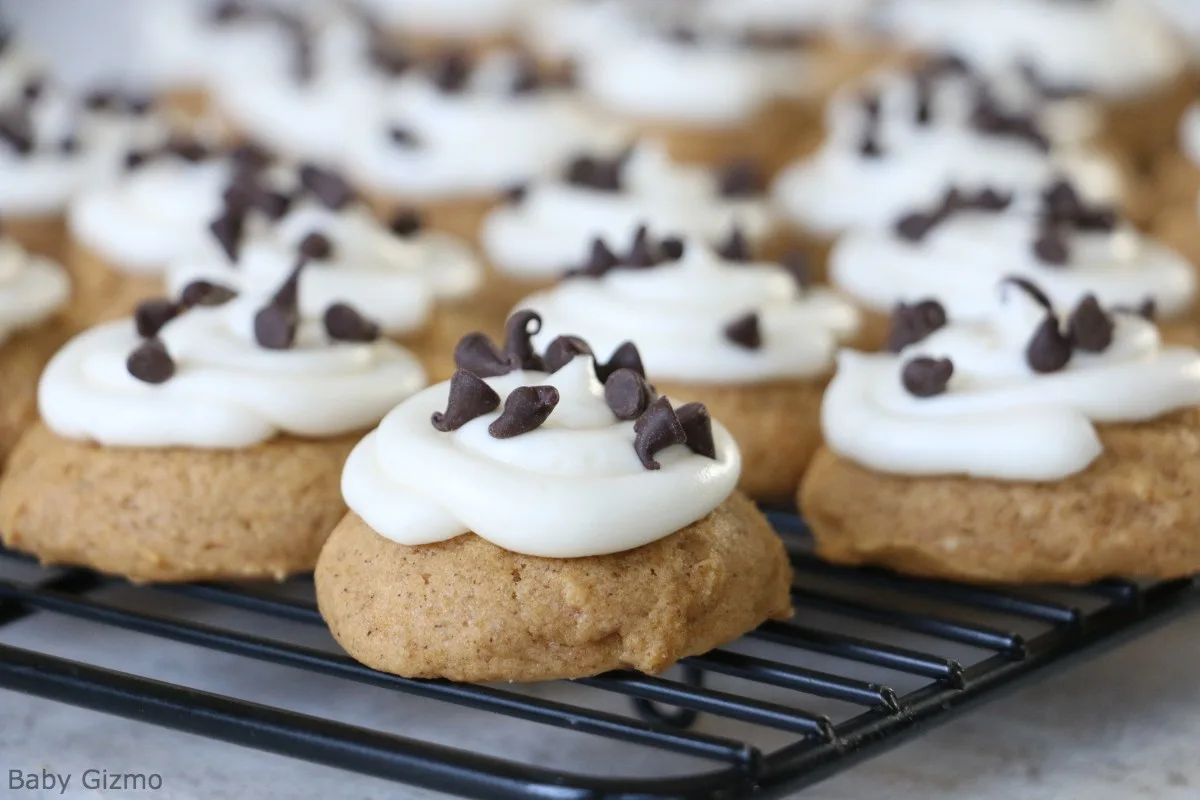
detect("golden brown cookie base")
[64,240,165,329]
[799,409,1200,584]
[655,377,825,504]
[315,493,793,682]
[0,423,361,583]
[1149,149,1200,213]
[0,323,72,468]
[1103,71,1200,162]
[5,215,66,261]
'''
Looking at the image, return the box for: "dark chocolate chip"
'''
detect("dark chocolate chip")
[253,266,302,349]
[123,150,150,171]
[254,189,292,220]
[1002,276,1053,310]
[134,299,181,338]
[166,136,208,162]
[504,183,527,205]
[299,231,333,261]
[1043,179,1081,218]
[511,55,541,95]
[660,236,685,261]
[431,369,501,431]
[596,341,645,383]
[716,227,751,262]
[1033,231,1070,265]
[229,142,272,175]
[779,250,811,289]
[324,302,380,342]
[724,312,762,350]
[675,402,715,459]
[58,134,79,155]
[368,38,411,77]
[503,310,545,371]
[388,125,421,148]
[488,385,560,438]
[858,134,882,158]
[625,225,659,268]
[21,78,43,102]
[0,110,29,155]
[208,210,244,263]
[717,159,762,198]
[126,337,175,384]
[209,0,248,23]
[542,335,593,374]
[1067,294,1113,353]
[1026,315,1072,373]
[389,208,423,238]
[973,187,1013,211]
[430,51,471,93]
[1075,207,1118,233]
[454,332,516,377]
[571,237,620,278]
[83,90,116,111]
[180,280,237,307]
[564,153,622,192]
[894,211,939,242]
[901,356,953,398]
[887,299,947,353]
[632,396,686,470]
[604,367,654,421]
[861,92,881,119]
[299,163,355,210]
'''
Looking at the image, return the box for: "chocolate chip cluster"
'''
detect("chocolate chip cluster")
[432,312,716,470]
[1031,180,1118,266]
[893,186,1014,242]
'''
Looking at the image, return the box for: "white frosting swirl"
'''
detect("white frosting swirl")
[39,295,426,449]
[342,355,740,557]
[0,89,91,215]
[880,0,1185,97]
[345,53,615,200]
[517,241,861,383]
[166,200,481,334]
[481,140,775,281]
[772,67,1122,236]
[830,200,1196,321]
[0,238,70,345]
[823,281,1200,481]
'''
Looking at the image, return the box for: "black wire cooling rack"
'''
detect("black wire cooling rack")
[0,512,1196,800]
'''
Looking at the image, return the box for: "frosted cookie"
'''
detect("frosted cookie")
[344,49,611,243]
[166,162,486,382]
[800,277,1200,584]
[772,59,1130,277]
[879,0,1195,158]
[0,266,425,583]
[480,139,779,310]
[516,231,860,501]
[315,316,793,682]
[830,181,1198,348]
[0,233,71,464]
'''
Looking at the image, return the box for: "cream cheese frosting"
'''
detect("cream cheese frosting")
[481,140,775,281]
[880,0,1186,98]
[342,352,740,558]
[517,235,860,384]
[830,185,1196,322]
[39,293,426,449]
[772,64,1123,236]
[0,237,70,345]
[823,279,1200,481]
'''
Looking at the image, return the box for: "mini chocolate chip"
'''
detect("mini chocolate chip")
[504,183,527,204]
[676,402,716,459]
[58,134,79,155]
[564,153,622,192]
[1002,276,1053,310]
[1033,231,1070,265]
[717,159,762,198]
[542,335,593,374]
[887,299,947,353]
[389,208,423,238]
[504,310,545,371]
[126,96,152,115]
[724,312,761,350]
[209,0,247,23]
[779,250,811,289]
[570,237,621,278]
[454,332,516,377]
[1075,207,1118,233]
[299,231,333,261]
[632,396,686,470]
[254,266,302,349]
[324,302,380,342]
[126,337,175,384]
[861,92,881,119]
[431,369,501,431]
[858,134,882,158]
[124,150,150,171]
[511,55,541,95]
[625,225,659,268]
[21,78,43,102]
[134,299,181,338]
[1026,315,1072,373]
[84,90,116,111]
[1067,294,1113,353]
[901,357,954,398]
[488,385,560,439]
[717,227,751,262]
[596,341,645,383]
[431,51,471,93]
[254,189,292,220]
[660,237,685,261]
[368,35,411,77]
[298,163,355,210]
[1043,179,1081,218]
[208,210,244,263]
[388,125,420,148]
[604,368,654,421]
[2,107,37,155]
[166,136,208,162]
[666,25,698,44]
[973,187,1013,211]
[894,211,939,242]
[180,280,237,307]
[1138,298,1157,320]
[229,142,272,175]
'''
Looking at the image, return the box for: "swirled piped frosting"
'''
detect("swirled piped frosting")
[830,182,1196,322]
[481,140,775,281]
[517,231,860,383]
[39,273,426,449]
[342,314,740,557]
[0,236,70,345]
[879,0,1186,98]
[824,278,1200,481]
[772,62,1122,236]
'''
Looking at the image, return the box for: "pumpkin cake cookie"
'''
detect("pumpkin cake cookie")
[0,256,426,583]
[800,277,1200,584]
[316,315,793,682]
